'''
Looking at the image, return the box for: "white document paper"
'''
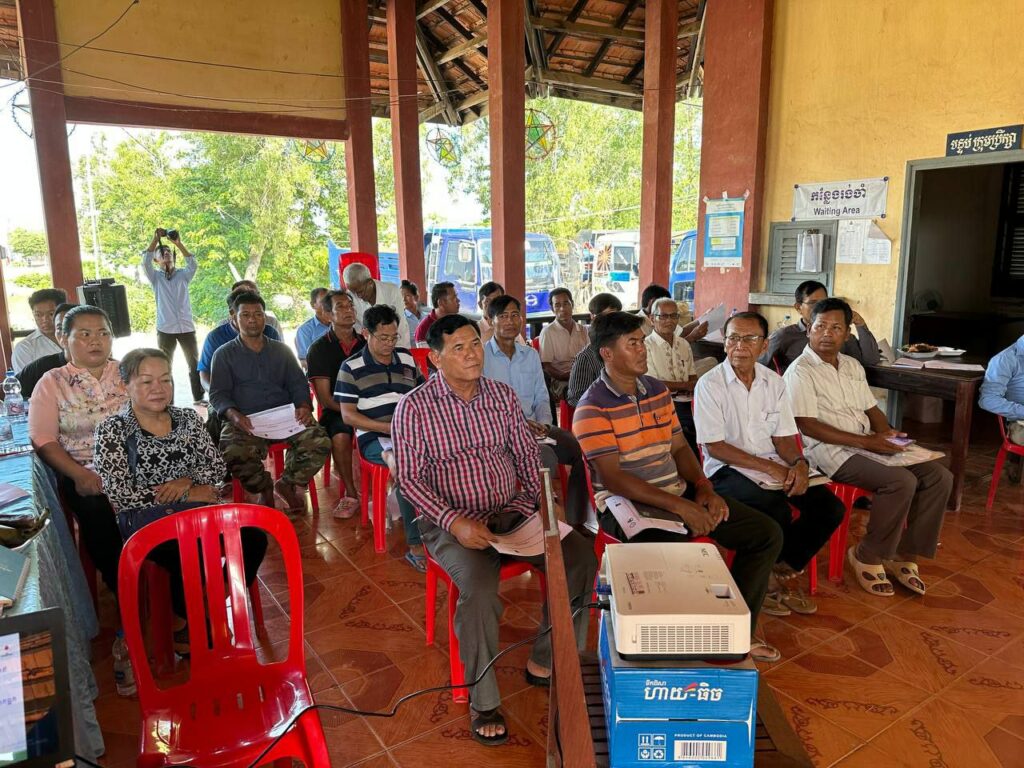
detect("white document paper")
[377,437,394,452]
[864,223,892,265]
[247,404,306,440]
[892,358,925,369]
[922,360,985,372]
[877,338,896,364]
[604,495,688,540]
[0,483,29,510]
[673,394,694,404]
[733,459,830,490]
[836,219,870,264]
[696,303,727,339]
[0,632,27,760]
[490,514,573,557]
[851,443,945,467]
[796,232,824,272]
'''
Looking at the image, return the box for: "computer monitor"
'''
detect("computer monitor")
[0,608,73,768]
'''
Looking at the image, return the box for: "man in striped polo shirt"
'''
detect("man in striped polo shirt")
[573,311,783,662]
[392,314,596,745]
[337,305,425,570]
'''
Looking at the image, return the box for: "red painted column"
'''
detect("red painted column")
[487,0,526,302]
[387,0,425,288]
[341,0,379,255]
[638,0,677,292]
[0,264,13,372]
[17,0,84,298]
[694,0,774,316]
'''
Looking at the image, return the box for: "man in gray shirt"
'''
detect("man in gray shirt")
[760,280,880,373]
[210,291,330,512]
[142,228,204,404]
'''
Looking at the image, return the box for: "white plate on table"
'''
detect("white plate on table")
[901,350,938,359]
[936,347,966,357]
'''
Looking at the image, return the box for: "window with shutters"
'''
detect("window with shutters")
[993,163,1024,297]
[765,220,838,298]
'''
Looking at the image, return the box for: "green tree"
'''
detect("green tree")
[8,228,48,260]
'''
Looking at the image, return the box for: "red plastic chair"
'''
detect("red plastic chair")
[118,504,329,768]
[987,416,1024,511]
[424,548,546,704]
[530,337,541,352]
[826,482,872,583]
[356,443,390,553]
[338,251,380,289]
[310,385,347,496]
[559,400,575,431]
[231,442,319,514]
[410,347,431,378]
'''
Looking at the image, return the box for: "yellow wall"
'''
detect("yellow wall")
[55,0,345,121]
[758,0,1024,339]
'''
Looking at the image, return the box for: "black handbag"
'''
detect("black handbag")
[115,423,209,540]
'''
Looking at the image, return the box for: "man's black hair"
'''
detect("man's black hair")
[28,288,67,308]
[724,311,769,339]
[589,311,645,350]
[487,294,522,320]
[309,287,328,304]
[231,290,266,313]
[431,281,455,308]
[795,280,828,304]
[426,313,480,352]
[231,279,258,293]
[400,279,419,296]
[321,290,354,313]
[478,281,503,303]
[54,302,77,317]
[640,284,671,312]
[810,297,852,326]
[548,287,573,305]
[363,304,400,333]
[587,293,623,317]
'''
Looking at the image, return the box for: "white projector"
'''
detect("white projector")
[603,542,750,659]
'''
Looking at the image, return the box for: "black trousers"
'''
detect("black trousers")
[157,331,203,401]
[710,466,845,572]
[674,401,700,457]
[600,485,782,629]
[57,474,123,596]
[147,529,269,618]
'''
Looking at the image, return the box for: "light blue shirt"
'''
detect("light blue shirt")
[979,336,1024,421]
[141,250,197,333]
[294,315,331,361]
[405,306,427,340]
[482,337,552,423]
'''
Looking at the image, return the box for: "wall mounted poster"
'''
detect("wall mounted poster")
[792,177,888,220]
[703,198,745,269]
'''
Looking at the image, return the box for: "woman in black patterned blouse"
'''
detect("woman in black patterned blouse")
[95,348,267,654]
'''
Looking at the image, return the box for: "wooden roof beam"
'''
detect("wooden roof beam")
[545,0,592,58]
[583,0,641,77]
[542,70,642,97]
[415,26,460,125]
[524,0,548,84]
[416,0,450,19]
[529,15,644,42]
[436,31,487,64]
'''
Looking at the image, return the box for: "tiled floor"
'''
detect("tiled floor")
[90,435,1024,767]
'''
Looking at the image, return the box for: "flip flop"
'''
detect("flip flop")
[882,559,926,595]
[749,638,781,663]
[332,496,359,520]
[847,546,894,597]
[403,550,427,573]
[525,669,551,688]
[470,707,509,746]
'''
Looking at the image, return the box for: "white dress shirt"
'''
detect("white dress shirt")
[644,329,696,383]
[351,279,411,348]
[12,330,62,373]
[539,319,588,376]
[694,361,798,478]
[783,346,878,475]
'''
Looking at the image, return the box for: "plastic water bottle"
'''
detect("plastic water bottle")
[0,401,13,454]
[112,630,137,697]
[2,372,24,422]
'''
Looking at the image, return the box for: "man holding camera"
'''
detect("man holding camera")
[142,227,204,405]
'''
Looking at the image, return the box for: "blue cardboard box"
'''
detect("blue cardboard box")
[598,616,758,767]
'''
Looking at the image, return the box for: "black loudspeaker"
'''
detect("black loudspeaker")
[76,279,132,338]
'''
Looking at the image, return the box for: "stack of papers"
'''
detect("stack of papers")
[694,303,726,344]
[247,404,307,440]
[851,443,945,467]
[892,359,985,372]
[604,495,688,539]
[733,461,830,490]
[490,514,573,556]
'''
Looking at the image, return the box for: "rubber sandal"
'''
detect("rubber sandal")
[403,550,427,573]
[525,669,551,687]
[847,546,894,597]
[332,496,359,519]
[470,707,509,746]
[761,591,791,617]
[882,559,926,595]
[749,638,781,663]
[780,587,817,615]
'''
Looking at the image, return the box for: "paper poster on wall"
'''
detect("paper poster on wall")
[793,177,888,220]
[836,219,870,264]
[864,222,891,264]
[703,198,745,269]
[0,633,27,761]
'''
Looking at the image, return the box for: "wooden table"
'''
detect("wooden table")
[864,361,985,512]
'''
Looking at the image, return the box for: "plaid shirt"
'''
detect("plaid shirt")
[392,372,541,532]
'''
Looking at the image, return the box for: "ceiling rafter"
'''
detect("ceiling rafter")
[582,0,641,78]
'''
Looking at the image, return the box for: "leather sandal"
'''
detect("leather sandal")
[847,546,894,597]
[882,559,926,595]
[470,707,509,746]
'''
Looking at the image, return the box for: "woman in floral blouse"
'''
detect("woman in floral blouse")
[94,348,267,654]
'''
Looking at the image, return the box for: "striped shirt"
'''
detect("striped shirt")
[392,373,540,532]
[336,346,424,451]
[566,344,603,407]
[573,371,684,506]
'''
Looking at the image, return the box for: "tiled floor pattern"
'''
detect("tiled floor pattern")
[90,437,1024,767]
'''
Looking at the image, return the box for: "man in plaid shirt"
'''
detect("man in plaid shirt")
[393,314,596,746]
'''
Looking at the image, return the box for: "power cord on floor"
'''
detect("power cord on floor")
[73,595,608,768]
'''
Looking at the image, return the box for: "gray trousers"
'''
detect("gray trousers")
[831,456,952,560]
[419,511,597,712]
[538,426,589,526]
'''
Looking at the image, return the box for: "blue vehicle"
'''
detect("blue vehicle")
[327,240,400,289]
[669,229,697,311]
[424,227,559,314]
